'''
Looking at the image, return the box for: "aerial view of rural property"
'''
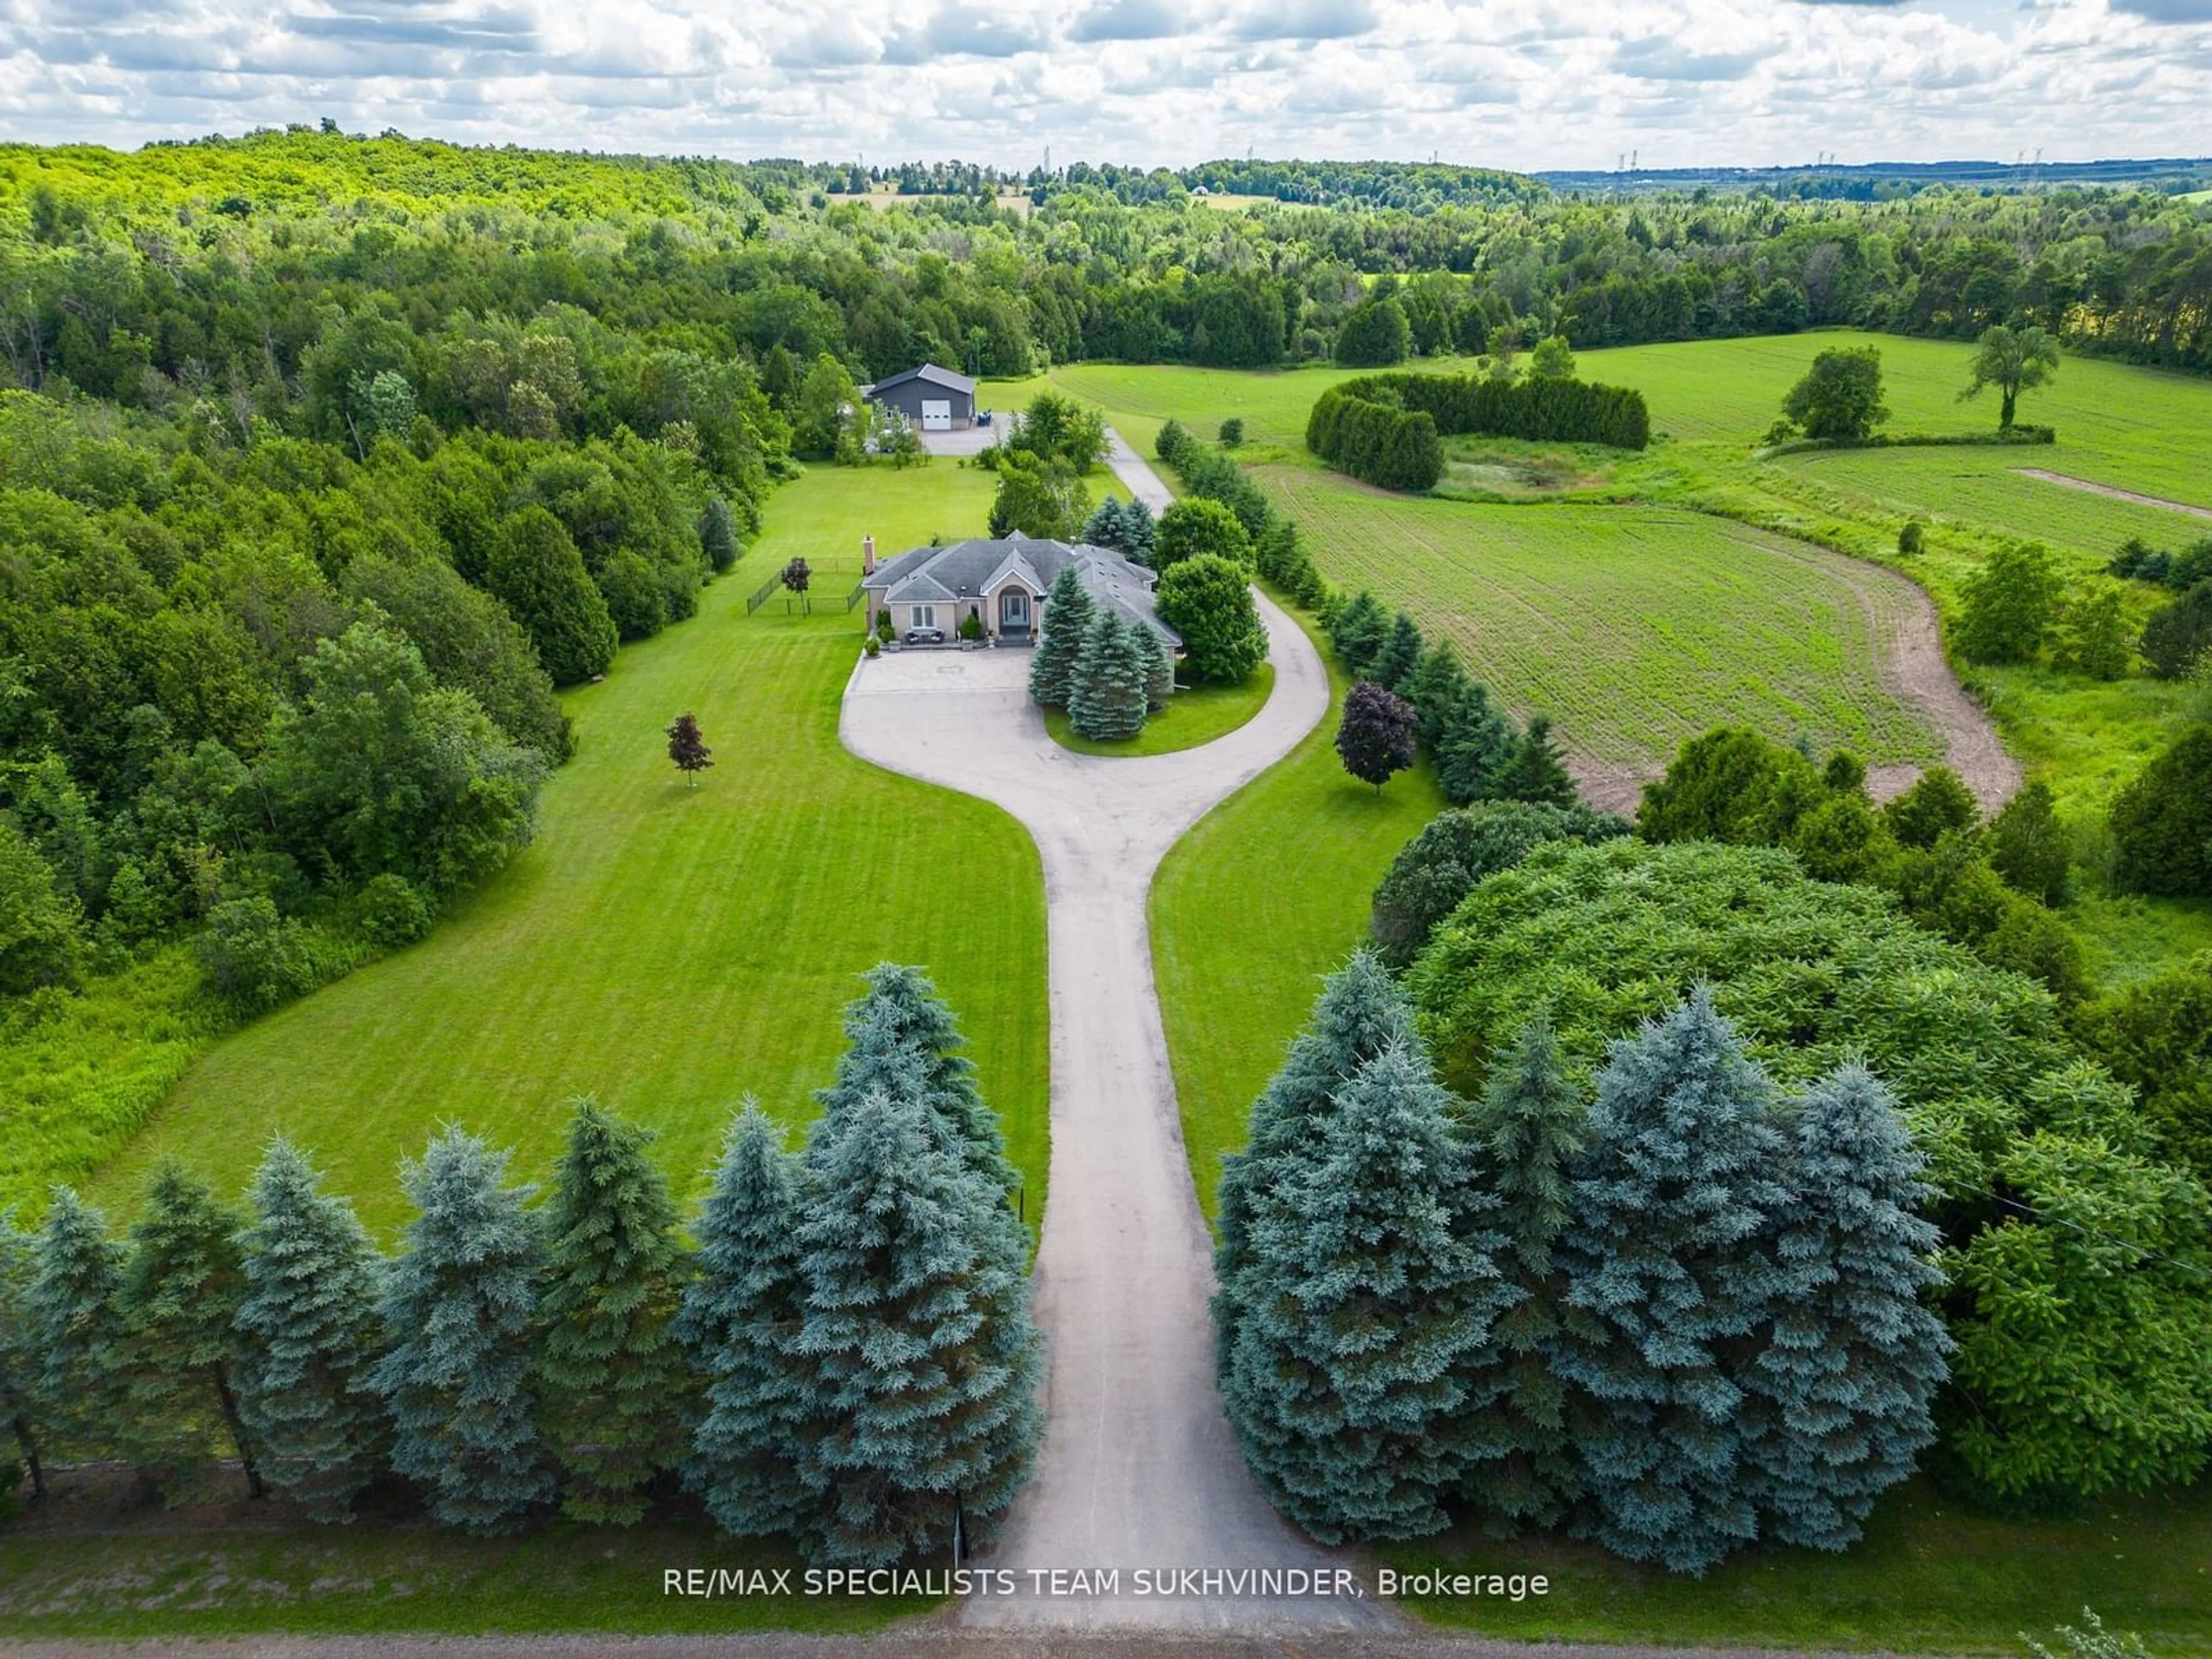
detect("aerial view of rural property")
[1,2,2210,1657]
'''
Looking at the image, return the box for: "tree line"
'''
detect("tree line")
[1346,774,2212,1521]
[1216,952,1949,1572]
[0,388,761,1207]
[0,968,1043,1563]
[7,134,2210,444]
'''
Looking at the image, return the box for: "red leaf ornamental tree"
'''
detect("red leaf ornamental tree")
[667,713,713,787]
[1337,681,1417,793]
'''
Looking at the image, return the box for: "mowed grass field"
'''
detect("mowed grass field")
[1257,467,1941,779]
[1583,331,2212,508]
[1383,1476,2212,1650]
[88,461,1050,1235]
[1152,599,1446,1223]
[1792,444,2210,570]
[0,1518,930,1640]
[1003,331,2212,527]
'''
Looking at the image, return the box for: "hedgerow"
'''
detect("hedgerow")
[1307,372,1652,491]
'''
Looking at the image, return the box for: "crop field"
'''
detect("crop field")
[84,462,1050,1236]
[1257,467,1942,782]
[1151,601,1446,1224]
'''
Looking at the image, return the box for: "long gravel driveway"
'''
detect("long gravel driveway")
[842,590,1391,1633]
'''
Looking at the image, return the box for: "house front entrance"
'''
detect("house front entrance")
[998,589,1032,638]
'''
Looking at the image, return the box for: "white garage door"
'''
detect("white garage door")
[921,400,952,431]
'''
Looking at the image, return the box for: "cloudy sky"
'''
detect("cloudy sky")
[2,0,2207,171]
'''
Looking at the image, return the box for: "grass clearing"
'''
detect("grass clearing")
[1257,467,1942,779]
[1384,1477,2212,1650]
[1150,599,1445,1224]
[1044,665,1274,757]
[1584,332,2212,508]
[1791,445,2211,570]
[85,461,1049,1236]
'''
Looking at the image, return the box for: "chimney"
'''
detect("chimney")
[862,534,876,576]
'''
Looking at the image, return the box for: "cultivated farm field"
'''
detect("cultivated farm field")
[81,462,1050,1234]
[1256,467,1945,794]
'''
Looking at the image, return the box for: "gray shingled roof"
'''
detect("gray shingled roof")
[862,362,978,397]
[865,536,1183,647]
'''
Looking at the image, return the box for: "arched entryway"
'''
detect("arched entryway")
[998,589,1032,639]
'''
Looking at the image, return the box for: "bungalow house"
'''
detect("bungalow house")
[860,535,1182,658]
[859,363,978,432]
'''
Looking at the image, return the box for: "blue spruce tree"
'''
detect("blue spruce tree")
[817,964,1020,1195]
[1221,1036,1517,1541]
[1457,1014,1587,1531]
[1745,1063,1951,1550]
[117,1164,263,1503]
[1,1210,47,1499]
[368,1127,552,1535]
[29,1187,128,1463]
[793,1082,1044,1564]
[1069,610,1150,741]
[539,1098,696,1525]
[1122,496,1157,563]
[233,1139,391,1522]
[1214,950,1410,1376]
[1082,496,1129,551]
[1553,987,1789,1573]
[675,1103,817,1540]
[1132,620,1175,713]
[1027,565,1095,709]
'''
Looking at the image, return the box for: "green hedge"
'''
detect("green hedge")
[1760,426,2058,459]
[1306,372,1652,491]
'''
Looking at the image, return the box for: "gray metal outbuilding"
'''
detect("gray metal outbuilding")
[860,363,978,431]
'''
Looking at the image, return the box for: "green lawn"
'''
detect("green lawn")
[1005,332,2212,516]
[1789,445,2209,571]
[1044,665,1274,756]
[1384,1478,2212,1652]
[1150,599,1445,1225]
[1256,468,1942,778]
[86,460,1050,1235]
[0,1516,933,1639]
[1583,332,2212,509]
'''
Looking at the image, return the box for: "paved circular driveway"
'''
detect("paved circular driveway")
[843,600,1396,1635]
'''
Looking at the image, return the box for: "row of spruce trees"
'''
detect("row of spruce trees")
[0,968,1043,1563]
[1027,563,1175,740]
[1328,592,1578,806]
[1214,951,1950,1574]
